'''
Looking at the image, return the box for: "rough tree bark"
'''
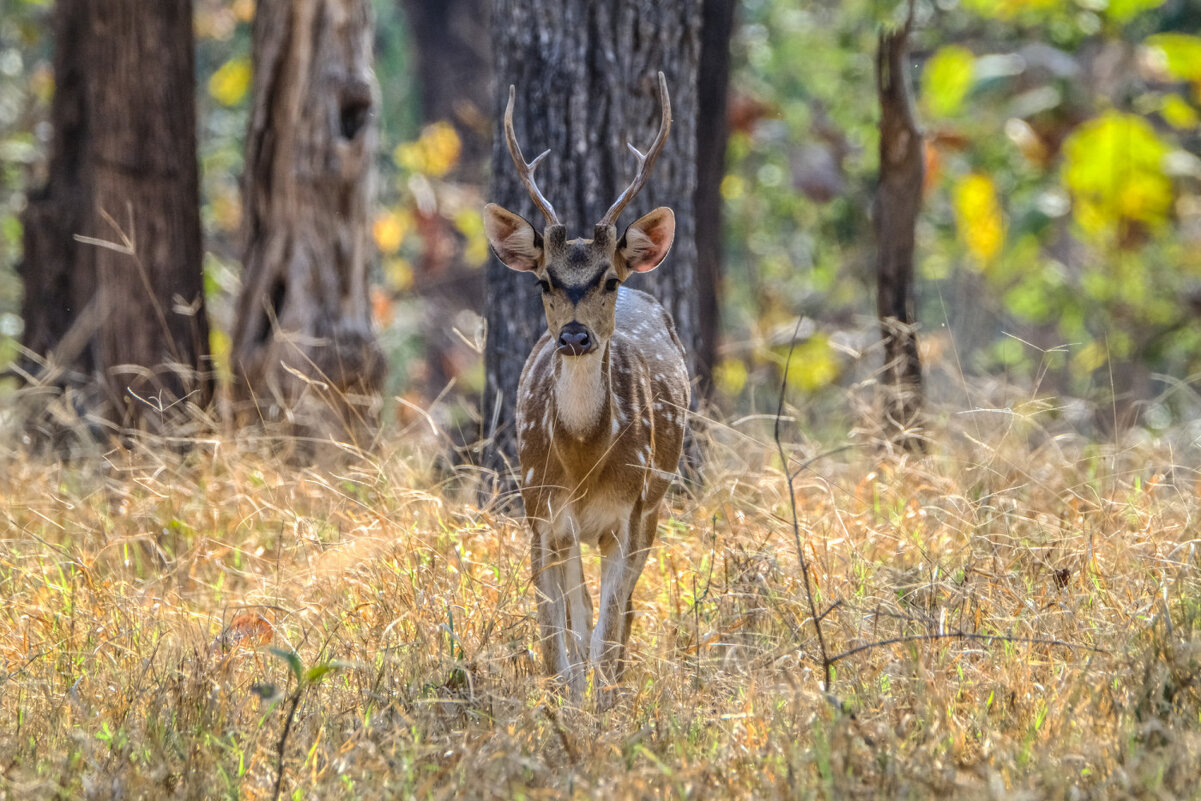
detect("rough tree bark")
[231,0,384,450]
[875,15,926,451]
[484,0,703,475]
[18,0,211,437]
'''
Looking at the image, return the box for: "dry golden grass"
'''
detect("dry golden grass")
[1,398,1199,800]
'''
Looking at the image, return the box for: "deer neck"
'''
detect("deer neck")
[552,346,612,439]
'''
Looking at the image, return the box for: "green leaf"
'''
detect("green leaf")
[1106,0,1167,23]
[962,0,1059,22]
[271,647,303,684]
[922,45,975,118]
[303,664,337,686]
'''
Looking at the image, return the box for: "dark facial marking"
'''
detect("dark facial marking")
[554,261,611,305]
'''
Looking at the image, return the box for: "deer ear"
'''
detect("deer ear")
[484,204,543,272]
[619,207,675,273]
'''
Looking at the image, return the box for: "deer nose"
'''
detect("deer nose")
[557,322,596,356]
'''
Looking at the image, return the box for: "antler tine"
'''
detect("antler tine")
[598,71,672,229]
[504,85,560,227]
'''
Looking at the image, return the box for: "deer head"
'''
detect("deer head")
[484,73,675,360]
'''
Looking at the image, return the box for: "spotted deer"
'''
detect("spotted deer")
[484,73,689,699]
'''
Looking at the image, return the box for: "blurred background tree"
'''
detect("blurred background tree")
[3,0,1201,447]
[230,0,384,451]
[10,0,210,441]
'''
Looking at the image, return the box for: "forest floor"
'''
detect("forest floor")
[1,397,1199,800]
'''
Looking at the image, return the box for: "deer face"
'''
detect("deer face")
[483,206,675,357]
[485,72,674,357]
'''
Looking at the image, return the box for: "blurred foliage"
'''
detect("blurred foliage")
[721,0,1201,430]
[0,0,51,381]
[4,0,1201,434]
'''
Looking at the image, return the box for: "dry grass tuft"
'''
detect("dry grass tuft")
[1,392,1199,799]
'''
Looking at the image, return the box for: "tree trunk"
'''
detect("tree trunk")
[231,0,384,451]
[693,0,736,397]
[875,18,926,451]
[484,0,703,475]
[18,0,211,438]
[19,0,90,384]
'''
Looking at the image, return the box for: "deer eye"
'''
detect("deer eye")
[605,278,620,293]
[537,279,551,294]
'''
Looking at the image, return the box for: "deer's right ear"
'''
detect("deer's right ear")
[484,204,543,272]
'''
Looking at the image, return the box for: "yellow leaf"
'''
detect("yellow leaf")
[720,174,745,201]
[1062,110,1172,236]
[1161,94,1199,130]
[383,257,414,292]
[1072,340,1109,376]
[233,0,255,23]
[212,187,242,234]
[208,56,251,107]
[952,173,1005,265]
[209,327,232,385]
[784,336,839,393]
[922,45,975,118]
[1145,34,1201,82]
[714,358,748,397]
[454,210,489,268]
[393,122,461,178]
[373,211,409,255]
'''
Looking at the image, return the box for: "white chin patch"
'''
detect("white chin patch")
[554,350,606,435]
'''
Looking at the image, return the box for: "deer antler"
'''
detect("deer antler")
[597,72,672,229]
[504,85,560,227]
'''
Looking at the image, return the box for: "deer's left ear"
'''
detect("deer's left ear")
[619,207,675,274]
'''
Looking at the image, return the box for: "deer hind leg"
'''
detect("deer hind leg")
[619,508,661,664]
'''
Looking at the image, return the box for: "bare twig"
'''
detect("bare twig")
[774,316,832,691]
[830,631,1108,665]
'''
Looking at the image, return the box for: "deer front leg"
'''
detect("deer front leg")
[591,508,656,696]
[532,523,591,698]
[530,525,571,685]
[619,508,661,658]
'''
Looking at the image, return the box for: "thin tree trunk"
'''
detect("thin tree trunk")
[231,0,384,452]
[398,0,491,403]
[484,0,702,476]
[18,0,210,439]
[693,0,736,398]
[19,0,90,384]
[875,15,925,451]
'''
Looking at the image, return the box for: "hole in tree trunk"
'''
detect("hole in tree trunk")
[256,278,287,344]
[338,87,372,141]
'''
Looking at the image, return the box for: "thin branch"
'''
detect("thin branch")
[829,631,1108,666]
[774,315,832,691]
